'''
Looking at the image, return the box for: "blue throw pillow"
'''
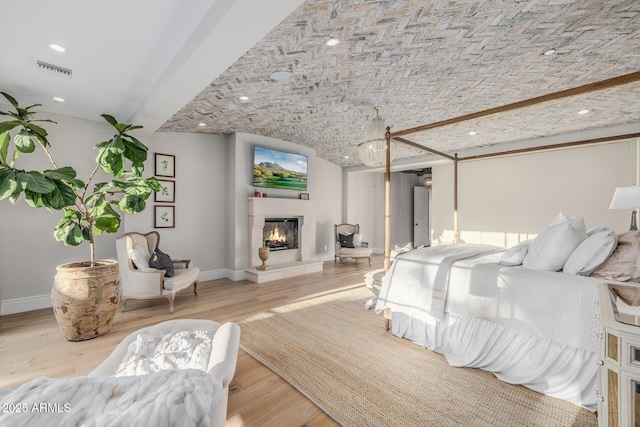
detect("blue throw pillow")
[149,248,174,277]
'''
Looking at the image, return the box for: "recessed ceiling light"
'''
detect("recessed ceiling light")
[577,109,590,115]
[52,96,64,103]
[48,43,66,53]
[270,71,292,81]
[468,131,476,136]
[197,122,206,127]
[239,96,249,101]
[543,48,556,56]
[344,156,349,159]
[325,37,340,47]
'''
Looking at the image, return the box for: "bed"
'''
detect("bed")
[375,243,608,411]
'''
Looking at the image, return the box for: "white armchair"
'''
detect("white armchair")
[115,231,199,313]
[335,223,372,266]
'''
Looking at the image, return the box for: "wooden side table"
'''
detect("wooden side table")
[597,282,640,426]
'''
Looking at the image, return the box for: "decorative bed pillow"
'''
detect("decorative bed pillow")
[129,242,151,269]
[339,233,355,248]
[390,242,413,263]
[591,231,640,282]
[522,212,587,271]
[587,225,611,236]
[563,229,617,276]
[498,240,531,266]
[149,248,174,277]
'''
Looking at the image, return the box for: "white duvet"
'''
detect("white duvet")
[375,244,602,410]
[0,369,221,427]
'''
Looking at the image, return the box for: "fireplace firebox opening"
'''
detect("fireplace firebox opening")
[263,218,299,251]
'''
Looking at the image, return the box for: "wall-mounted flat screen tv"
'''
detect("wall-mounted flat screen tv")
[253,146,308,191]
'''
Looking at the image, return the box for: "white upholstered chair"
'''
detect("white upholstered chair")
[89,319,241,427]
[335,223,372,266]
[115,231,199,313]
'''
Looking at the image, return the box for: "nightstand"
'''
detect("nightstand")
[597,282,640,426]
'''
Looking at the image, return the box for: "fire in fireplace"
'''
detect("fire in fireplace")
[264,218,299,251]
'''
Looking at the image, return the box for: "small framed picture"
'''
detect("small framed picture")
[155,179,175,203]
[154,205,175,228]
[155,153,175,177]
[300,193,309,200]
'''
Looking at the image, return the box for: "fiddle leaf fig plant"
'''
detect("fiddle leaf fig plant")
[0,92,161,265]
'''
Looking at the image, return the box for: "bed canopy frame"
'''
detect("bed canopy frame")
[380,70,640,272]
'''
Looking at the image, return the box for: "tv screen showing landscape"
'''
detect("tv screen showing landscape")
[253,146,308,191]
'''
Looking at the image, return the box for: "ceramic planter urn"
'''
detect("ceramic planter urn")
[51,259,121,341]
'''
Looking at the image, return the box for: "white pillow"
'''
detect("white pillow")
[499,240,531,266]
[563,229,618,276]
[353,233,363,247]
[522,212,587,271]
[390,242,413,262]
[587,225,611,236]
[130,242,151,269]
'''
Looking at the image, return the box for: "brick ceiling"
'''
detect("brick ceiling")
[159,0,640,167]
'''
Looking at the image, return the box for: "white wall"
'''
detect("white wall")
[347,171,421,252]
[227,132,342,273]
[431,140,638,247]
[124,132,228,280]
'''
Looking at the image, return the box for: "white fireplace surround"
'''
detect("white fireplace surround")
[248,198,315,268]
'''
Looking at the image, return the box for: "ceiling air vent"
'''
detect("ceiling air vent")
[35,60,72,78]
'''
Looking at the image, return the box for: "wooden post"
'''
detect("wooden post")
[453,153,459,244]
[384,126,392,331]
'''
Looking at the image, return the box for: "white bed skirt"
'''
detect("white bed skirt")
[391,311,598,411]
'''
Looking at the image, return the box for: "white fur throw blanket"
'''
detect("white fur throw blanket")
[117,330,214,376]
[0,369,220,426]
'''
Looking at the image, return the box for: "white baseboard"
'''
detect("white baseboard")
[2,294,52,316]
[1,268,279,315]
[199,269,247,282]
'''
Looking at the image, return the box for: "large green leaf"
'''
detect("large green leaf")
[0,132,9,165]
[14,130,35,153]
[119,194,146,213]
[0,169,18,200]
[23,171,56,194]
[92,199,121,233]
[54,220,84,246]
[0,120,22,134]
[43,167,84,188]
[0,92,19,109]
[42,179,77,209]
[25,123,49,146]
[24,190,44,208]
[100,114,118,128]
[96,149,125,177]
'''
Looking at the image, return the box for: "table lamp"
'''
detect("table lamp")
[609,186,640,230]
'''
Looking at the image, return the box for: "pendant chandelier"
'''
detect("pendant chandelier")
[357,107,396,167]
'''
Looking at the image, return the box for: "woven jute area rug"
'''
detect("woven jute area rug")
[238,285,597,427]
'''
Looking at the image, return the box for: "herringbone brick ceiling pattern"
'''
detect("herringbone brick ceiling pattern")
[160,0,640,167]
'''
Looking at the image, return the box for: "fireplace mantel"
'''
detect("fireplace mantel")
[247,198,319,282]
[248,197,312,217]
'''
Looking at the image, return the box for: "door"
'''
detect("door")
[413,186,430,247]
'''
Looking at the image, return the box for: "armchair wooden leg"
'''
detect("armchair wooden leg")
[193,281,198,296]
[168,295,175,314]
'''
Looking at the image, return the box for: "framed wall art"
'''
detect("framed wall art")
[155,153,175,177]
[154,205,175,228]
[155,179,175,203]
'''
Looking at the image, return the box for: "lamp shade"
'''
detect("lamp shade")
[358,107,396,167]
[609,186,640,209]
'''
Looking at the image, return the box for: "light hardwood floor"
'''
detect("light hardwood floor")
[0,255,384,427]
